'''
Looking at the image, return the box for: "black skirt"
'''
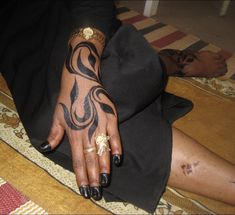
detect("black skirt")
[0,4,193,213]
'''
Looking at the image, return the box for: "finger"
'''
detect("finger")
[40,118,64,153]
[70,136,91,199]
[84,136,101,200]
[96,130,111,187]
[107,120,122,167]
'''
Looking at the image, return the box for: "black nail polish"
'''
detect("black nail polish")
[112,154,122,167]
[90,186,102,201]
[100,173,110,187]
[79,185,91,199]
[39,141,51,153]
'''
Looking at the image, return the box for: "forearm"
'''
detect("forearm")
[60,27,105,99]
[41,1,121,201]
[69,28,105,58]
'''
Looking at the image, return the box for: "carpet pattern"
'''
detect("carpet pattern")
[0,74,219,214]
[0,177,47,215]
[116,5,235,100]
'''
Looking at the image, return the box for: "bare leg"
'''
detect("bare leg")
[168,127,235,205]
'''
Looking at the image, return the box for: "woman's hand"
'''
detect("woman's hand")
[40,35,122,200]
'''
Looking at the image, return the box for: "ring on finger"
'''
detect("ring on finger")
[96,133,111,156]
[84,146,96,154]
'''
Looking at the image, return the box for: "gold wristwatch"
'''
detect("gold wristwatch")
[69,27,105,46]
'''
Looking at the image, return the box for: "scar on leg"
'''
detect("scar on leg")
[181,161,200,176]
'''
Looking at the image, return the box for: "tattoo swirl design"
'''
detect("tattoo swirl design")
[66,41,101,82]
[60,79,115,142]
[61,41,115,143]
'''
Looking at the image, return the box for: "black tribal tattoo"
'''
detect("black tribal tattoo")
[159,49,198,76]
[60,41,115,143]
[66,41,101,81]
[175,50,198,77]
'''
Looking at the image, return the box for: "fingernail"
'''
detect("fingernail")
[39,141,51,153]
[112,154,122,167]
[79,185,91,199]
[100,173,110,187]
[90,186,102,201]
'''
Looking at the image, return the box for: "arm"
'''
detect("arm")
[40,1,122,200]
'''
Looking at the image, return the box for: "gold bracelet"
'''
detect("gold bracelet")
[69,27,105,47]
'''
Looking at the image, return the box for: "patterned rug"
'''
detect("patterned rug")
[0,178,47,214]
[116,5,235,100]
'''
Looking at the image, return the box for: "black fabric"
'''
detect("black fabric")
[100,26,193,211]
[0,1,193,213]
[67,0,118,39]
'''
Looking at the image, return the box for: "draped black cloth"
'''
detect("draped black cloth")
[0,1,193,212]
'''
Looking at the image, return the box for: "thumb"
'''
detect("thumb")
[40,119,64,153]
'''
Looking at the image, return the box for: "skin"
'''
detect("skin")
[168,128,235,206]
[46,31,122,197]
[159,49,227,77]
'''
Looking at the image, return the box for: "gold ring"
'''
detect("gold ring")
[84,146,96,154]
[95,134,111,156]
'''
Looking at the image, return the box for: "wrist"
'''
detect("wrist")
[69,27,105,52]
[65,29,103,83]
[70,27,105,45]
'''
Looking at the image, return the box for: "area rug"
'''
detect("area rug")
[0,177,47,215]
[116,5,235,100]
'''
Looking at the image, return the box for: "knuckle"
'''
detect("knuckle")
[108,113,118,121]
[107,120,118,132]
[100,165,109,173]
[70,132,81,142]
[73,158,84,170]
[78,180,88,186]
[96,118,108,128]
[86,156,96,167]
[110,136,122,152]
[90,179,99,186]
[111,133,120,143]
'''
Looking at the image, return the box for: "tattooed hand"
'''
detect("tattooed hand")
[40,34,122,200]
